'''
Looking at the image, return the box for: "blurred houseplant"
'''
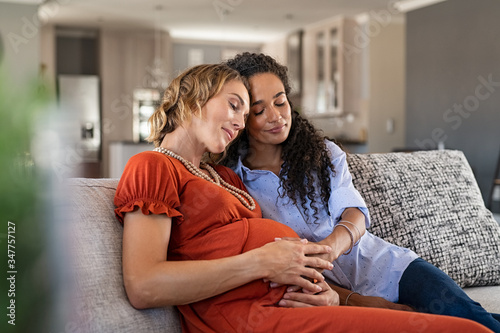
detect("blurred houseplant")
[0,66,56,333]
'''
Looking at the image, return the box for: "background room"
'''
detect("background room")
[1,1,500,332]
[1,0,498,214]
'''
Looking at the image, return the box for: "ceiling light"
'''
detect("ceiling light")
[0,0,45,4]
[394,0,447,13]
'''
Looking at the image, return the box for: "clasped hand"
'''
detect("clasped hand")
[278,281,340,308]
[258,237,339,307]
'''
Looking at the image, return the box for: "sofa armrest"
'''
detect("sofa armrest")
[463,286,500,314]
[66,178,182,333]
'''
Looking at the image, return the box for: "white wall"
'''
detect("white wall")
[366,19,406,153]
[0,2,40,87]
[261,36,288,64]
[405,0,500,203]
[39,23,56,93]
[100,29,172,177]
[261,16,406,154]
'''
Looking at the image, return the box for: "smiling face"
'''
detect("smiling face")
[246,73,292,147]
[191,79,250,154]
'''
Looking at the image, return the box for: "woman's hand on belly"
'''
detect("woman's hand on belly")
[277,281,340,308]
[306,240,337,269]
[254,238,334,294]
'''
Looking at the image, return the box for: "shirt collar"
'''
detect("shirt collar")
[234,141,280,181]
[235,156,267,182]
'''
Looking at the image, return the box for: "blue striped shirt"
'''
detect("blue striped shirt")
[232,140,418,302]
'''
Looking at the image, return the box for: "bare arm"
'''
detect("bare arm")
[328,283,414,311]
[277,282,413,311]
[122,210,334,309]
[277,282,340,308]
[316,207,366,262]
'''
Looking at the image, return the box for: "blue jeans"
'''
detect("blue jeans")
[399,258,500,332]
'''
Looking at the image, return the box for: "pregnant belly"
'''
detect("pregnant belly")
[242,218,299,253]
[171,218,300,261]
[179,218,297,325]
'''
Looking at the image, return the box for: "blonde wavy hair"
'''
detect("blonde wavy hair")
[147,63,248,147]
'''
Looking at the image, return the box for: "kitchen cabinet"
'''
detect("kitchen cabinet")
[301,17,366,143]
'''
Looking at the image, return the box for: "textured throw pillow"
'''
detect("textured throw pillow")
[347,150,500,288]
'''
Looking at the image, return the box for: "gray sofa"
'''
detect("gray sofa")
[65,149,500,332]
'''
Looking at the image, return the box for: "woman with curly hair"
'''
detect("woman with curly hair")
[112,62,496,333]
[222,52,500,332]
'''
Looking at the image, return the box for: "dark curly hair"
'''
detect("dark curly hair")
[222,52,335,221]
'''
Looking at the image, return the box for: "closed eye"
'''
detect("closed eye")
[275,96,287,107]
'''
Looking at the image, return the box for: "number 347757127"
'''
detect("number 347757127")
[7,221,16,270]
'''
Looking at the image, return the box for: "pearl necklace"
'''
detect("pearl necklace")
[154,147,256,211]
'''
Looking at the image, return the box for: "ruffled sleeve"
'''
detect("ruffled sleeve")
[114,151,184,224]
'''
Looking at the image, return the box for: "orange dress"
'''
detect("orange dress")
[114,151,491,333]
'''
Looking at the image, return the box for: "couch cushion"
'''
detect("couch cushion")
[463,286,500,313]
[66,178,182,333]
[347,150,500,288]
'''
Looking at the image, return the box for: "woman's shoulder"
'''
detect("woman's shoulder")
[323,139,345,156]
[214,164,246,189]
[114,150,184,223]
[128,150,167,163]
[214,163,240,180]
[118,150,182,192]
[125,150,177,172]
[323,138,340,149]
